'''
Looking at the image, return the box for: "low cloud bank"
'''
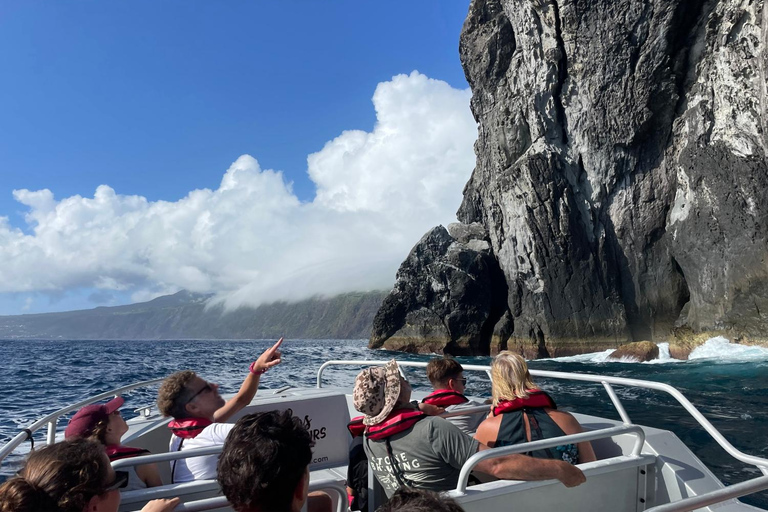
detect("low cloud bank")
[0,72,477,311]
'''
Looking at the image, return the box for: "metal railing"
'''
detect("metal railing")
[162,478,348,512]
[0,377,164,463]
[454,424,645,493]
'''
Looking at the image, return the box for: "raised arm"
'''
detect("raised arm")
[473,443,586,487]
[213,338,283,423]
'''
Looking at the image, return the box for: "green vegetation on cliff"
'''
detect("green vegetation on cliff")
[0,290,387,340]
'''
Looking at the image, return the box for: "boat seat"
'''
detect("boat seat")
[449,454,658,512]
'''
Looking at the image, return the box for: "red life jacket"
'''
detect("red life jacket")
[422,389,469,407]
[347,416,366,438]
[105,444,150,461]
[167,417,213,439]
[492,390,557,416]
[364,409,427,440]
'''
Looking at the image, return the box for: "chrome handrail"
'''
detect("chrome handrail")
[169,478,348,512]
[0,377,165,462]
[454,425,646,493]
[111,445,224,469]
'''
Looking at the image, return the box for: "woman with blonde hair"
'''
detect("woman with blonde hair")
[475,351,596,464]
[0,438,178,512]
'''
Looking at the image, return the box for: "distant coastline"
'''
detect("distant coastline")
[0,290,387,340]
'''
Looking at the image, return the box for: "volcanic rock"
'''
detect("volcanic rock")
[371,0,768,356]
[369,224,508,355]
[609,341,659,362]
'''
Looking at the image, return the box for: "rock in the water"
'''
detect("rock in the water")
[372,0,768,357]
[369,224,508,355]
[609,341,659,362]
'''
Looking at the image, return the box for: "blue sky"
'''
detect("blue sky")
[0,2,477,315]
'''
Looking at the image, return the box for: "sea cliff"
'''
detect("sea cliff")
[371,0,768,357]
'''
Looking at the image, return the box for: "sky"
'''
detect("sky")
[0,1,478,316]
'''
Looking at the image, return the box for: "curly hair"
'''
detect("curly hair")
[426,357,464,387]
[375,487,465,512]
[491,351,538,406]
[218,410,313,512]
[156,370,197,418]
[0,439,109,512]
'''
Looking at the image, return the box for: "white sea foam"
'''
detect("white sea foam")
[688,336,768,362]
[542,338,768,364]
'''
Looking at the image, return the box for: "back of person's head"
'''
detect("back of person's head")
[0,439,109,512]
[426,357,463,388]
[491,351,537,405]
[218,410,313,512]
[374,488,465,512]
[156,370,197,418]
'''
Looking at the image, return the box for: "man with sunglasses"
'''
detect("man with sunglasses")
[423,356,490,435]
[156,338,283,483]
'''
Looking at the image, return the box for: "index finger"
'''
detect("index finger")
[270,337,284,351]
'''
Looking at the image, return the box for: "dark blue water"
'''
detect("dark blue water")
[0,339,766,508]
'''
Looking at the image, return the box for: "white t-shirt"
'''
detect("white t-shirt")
[169,423,234,483]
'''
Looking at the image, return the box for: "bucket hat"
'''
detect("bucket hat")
[353,360,401,426]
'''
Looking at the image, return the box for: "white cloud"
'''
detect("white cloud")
[0,72,477,311]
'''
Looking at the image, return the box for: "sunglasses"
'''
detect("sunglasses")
[183,383,213,406]
[457,378,468,385]
[103,471,129,492]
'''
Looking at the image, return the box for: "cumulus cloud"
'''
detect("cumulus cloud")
[0,72,477,311]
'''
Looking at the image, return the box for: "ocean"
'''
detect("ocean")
[0,337,766,508]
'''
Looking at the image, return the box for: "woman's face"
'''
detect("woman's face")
[107,409,129,439]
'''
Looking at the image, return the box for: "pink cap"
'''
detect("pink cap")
[64,397,125,439]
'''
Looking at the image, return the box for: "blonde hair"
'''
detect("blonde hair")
[491,351,538,406]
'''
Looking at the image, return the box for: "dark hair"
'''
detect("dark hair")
[426,357,463,387]
[157,370,198,418]
[375,488,465,512]
[0,439,110,512]
[218,410,313,512]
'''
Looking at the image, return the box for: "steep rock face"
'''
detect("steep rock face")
[369,224,508,354]
[372,0,768,356]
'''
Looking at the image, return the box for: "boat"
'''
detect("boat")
[1,359,767,512]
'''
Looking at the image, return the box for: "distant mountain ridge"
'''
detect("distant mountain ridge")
[0,290,387,340]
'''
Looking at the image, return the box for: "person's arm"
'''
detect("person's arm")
[135,462,164,487]
[213,338,283,423]
[473,444,586,487]
[548,410,597,463]
[417,402,445,415]
[140,497,180,512]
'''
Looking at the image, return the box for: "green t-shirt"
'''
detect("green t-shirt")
[363,416,480,497]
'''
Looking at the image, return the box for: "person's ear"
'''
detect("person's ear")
[185,400,199,416]
[86,493,104,512]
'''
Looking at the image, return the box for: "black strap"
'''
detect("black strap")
[384,438,413,489]
[364,435,414,491]
[171,437,184,484]
[22,429,34,451]
[525,409,555,459]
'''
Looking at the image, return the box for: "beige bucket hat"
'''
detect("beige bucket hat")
[353,359,401,426]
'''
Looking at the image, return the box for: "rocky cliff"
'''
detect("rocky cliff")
[371,0,768,357]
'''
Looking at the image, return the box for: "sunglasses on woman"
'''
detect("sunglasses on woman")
[103,471,129,492]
